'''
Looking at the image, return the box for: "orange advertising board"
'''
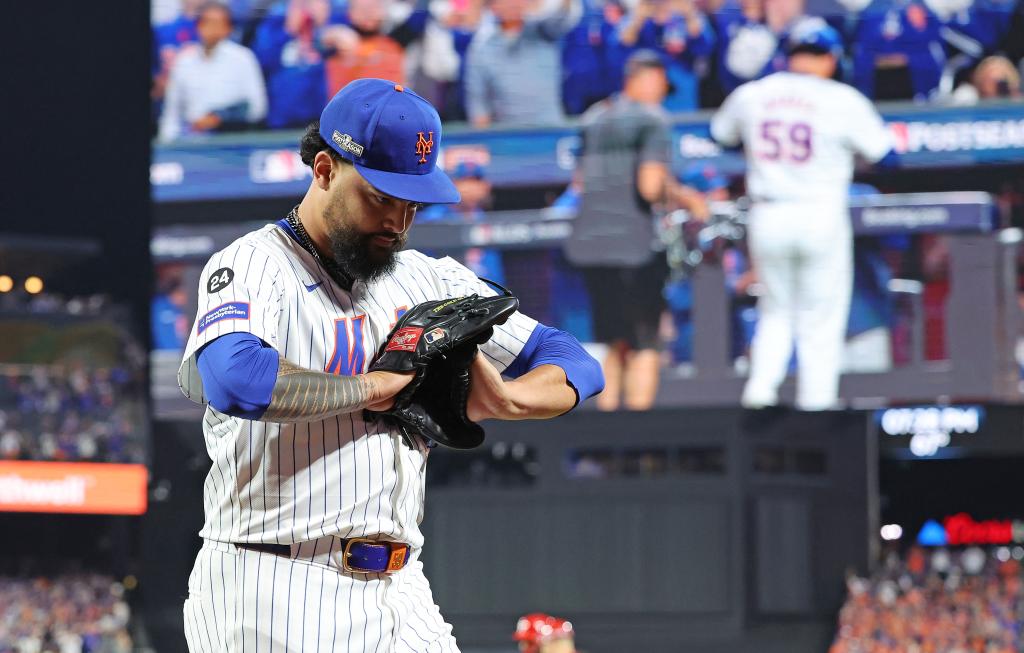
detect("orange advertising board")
[0,461,147,515]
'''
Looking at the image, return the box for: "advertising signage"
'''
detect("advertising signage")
[0,462,148,515]
[153,102,1024,203]
[917,513,1024,547]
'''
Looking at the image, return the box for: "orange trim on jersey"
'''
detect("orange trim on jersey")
[325,315,367,376]
[349,314,366,373]
[390,306,409,330]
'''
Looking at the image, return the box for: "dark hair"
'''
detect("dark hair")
[299,121,350,169]
[197,1,233,24]
[624,49,666,79]
[787,44,834,57]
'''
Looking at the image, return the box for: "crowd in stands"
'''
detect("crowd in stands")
[153,0,1024,140]
[0,574,132,653]
[0,365,146,465]
[830,546,1023,653]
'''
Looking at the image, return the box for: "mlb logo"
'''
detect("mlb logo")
[385,327,423,352]
[424,328,447,345]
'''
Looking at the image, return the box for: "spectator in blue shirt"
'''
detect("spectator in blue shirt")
[252,0,344,129]
[713,0,770,95]
[154,0,202,58]
[615,0,715,111]
[562,0,628,115]
[152,269,189,351]
[714,0,810,97]
[850,0,946,100]
[418,162,506,284]
[929,0,1016,55]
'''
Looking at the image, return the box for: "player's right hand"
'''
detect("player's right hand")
[364,370,416,412]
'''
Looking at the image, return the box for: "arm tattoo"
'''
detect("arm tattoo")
[262,357,376,422]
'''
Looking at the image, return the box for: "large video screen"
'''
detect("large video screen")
[149,0,1024,415]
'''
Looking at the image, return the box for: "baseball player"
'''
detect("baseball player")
[514,613,577,653]
[709,20,893,411]
[178,78,603,652]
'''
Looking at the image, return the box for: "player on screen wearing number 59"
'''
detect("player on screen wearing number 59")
[710,19,893,411]
[177,78,603,652]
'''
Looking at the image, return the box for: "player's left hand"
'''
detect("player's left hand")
[366,288,519,448]
[465,354,525,423]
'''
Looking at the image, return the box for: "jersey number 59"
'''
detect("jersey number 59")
[756,121,813,162]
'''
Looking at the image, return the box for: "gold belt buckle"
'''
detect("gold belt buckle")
[342,538,409,574]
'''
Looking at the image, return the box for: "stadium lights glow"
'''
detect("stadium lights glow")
[24,276,43,294]
[880,524,903,541]
[0,276,12,293]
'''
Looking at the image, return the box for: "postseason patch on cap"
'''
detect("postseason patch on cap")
[197,302,250,334]
[332,131,364,157]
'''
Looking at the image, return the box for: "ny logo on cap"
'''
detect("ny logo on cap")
[415,131,434,164]
[332,130,364,157]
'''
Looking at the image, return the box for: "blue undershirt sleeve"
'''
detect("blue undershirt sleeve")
[196,332,280,419]
[504,324,604,409]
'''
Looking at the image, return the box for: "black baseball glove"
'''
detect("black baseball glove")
[366,283,518,449]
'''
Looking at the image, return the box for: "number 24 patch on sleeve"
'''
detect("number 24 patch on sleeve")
[197,302,250,334]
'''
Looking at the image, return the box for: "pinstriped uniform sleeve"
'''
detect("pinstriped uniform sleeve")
[844,87,892,163]
[429,255,538,374]
[710,82,749,147]
[177,240,284,405]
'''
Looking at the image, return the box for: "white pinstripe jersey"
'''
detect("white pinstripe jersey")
[710,72,892,203]
[177,222,538,548]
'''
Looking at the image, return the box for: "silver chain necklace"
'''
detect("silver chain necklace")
[286,206,353,289]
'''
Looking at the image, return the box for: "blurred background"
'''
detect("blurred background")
[3,0,1024,651]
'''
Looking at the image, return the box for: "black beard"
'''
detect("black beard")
[326,220,406,283]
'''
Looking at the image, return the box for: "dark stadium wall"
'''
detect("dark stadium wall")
[0,1,152,343]
[140,420,209,653]
[420,408,872,653]
[146,409,872,653]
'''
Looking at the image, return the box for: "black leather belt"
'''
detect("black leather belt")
[234,538,411,574]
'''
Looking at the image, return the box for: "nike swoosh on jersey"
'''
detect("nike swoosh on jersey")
[304,281,323,292]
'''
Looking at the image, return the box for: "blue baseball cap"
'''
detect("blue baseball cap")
[319,78,460,204]
[785,18,843,58]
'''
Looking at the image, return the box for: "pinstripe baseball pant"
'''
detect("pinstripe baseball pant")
[183,539,460,652]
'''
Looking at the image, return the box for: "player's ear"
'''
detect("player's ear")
[312,151,335,190]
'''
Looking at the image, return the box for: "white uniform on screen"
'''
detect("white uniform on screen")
[177,224,536,652]
[711,53,892,409]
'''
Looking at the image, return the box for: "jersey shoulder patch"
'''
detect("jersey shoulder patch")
[205,228,287,296]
